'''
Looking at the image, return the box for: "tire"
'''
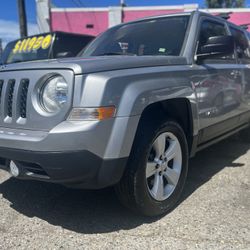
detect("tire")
[115,119,189,217]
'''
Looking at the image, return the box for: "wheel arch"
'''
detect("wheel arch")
[134,98,196,155]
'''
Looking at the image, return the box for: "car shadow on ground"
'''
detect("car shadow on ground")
[0,136,248,234]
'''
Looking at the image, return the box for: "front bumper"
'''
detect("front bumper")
[0,116,139,159]
[0,116,140,188]
[0,147,127,189]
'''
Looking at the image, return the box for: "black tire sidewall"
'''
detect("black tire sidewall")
[132,120,189,216]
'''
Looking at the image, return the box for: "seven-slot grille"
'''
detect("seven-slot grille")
[0,78,29,120]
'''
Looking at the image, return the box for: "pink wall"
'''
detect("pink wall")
[223,13,250,31]
[51,11,108,36]
[208,12,250,31]
[123,9,183,22]
[51,9,250,35]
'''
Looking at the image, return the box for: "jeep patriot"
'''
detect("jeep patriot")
[0,11,249,216]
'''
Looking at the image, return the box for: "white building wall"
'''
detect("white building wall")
[109,7,123,28]
[36,0,50,33]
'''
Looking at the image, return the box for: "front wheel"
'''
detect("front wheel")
[115,120,189,216]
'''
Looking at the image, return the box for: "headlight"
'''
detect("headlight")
[40,75,68,113]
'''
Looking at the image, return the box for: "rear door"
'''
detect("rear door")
[228,26,250,123]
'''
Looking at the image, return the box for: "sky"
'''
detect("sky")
[1,0,250,47]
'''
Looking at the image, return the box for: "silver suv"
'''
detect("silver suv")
[0,11,249,216]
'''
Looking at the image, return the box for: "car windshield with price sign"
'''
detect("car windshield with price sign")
[1,31,94,64]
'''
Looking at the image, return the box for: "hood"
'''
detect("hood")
[0,56,188,75]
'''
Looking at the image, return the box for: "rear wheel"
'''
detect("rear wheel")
[115,119,189,216]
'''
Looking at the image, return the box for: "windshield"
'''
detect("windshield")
[2,34,53,64]
[81,16,190,57]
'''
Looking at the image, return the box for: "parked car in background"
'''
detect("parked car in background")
[0,11,249,216]
[0,31,94,64]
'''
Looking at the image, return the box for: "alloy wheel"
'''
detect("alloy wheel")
[146,132,182,201]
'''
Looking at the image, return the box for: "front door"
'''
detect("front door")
[193,18,244,144]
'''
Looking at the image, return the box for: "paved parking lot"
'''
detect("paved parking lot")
[0,136,249,250]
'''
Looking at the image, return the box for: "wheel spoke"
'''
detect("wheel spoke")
[152,174,164,200]
[146,131,183,201]
[164,167,180,186]
[153,134,166,157]
[146,162,157,178]
[165,140,178,160]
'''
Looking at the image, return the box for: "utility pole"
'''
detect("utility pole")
[17,0,28,38]
[120,0,126,24]
[120,0,126,7]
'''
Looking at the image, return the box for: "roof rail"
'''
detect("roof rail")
[239,23,250,30]
[216,12,232,20]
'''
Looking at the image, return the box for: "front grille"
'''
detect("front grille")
[0,78,30,121]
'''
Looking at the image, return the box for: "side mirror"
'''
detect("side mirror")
[196,35,235,60]
[56,51,74,58]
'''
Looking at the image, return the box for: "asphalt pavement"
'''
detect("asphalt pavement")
[0,136,249,250]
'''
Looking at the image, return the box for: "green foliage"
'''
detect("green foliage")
[206,0,245,8]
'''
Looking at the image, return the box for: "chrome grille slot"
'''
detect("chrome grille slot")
[19,79,29,118]
[7,79,15,117]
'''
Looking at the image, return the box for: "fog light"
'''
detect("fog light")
[9,161,19,177]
